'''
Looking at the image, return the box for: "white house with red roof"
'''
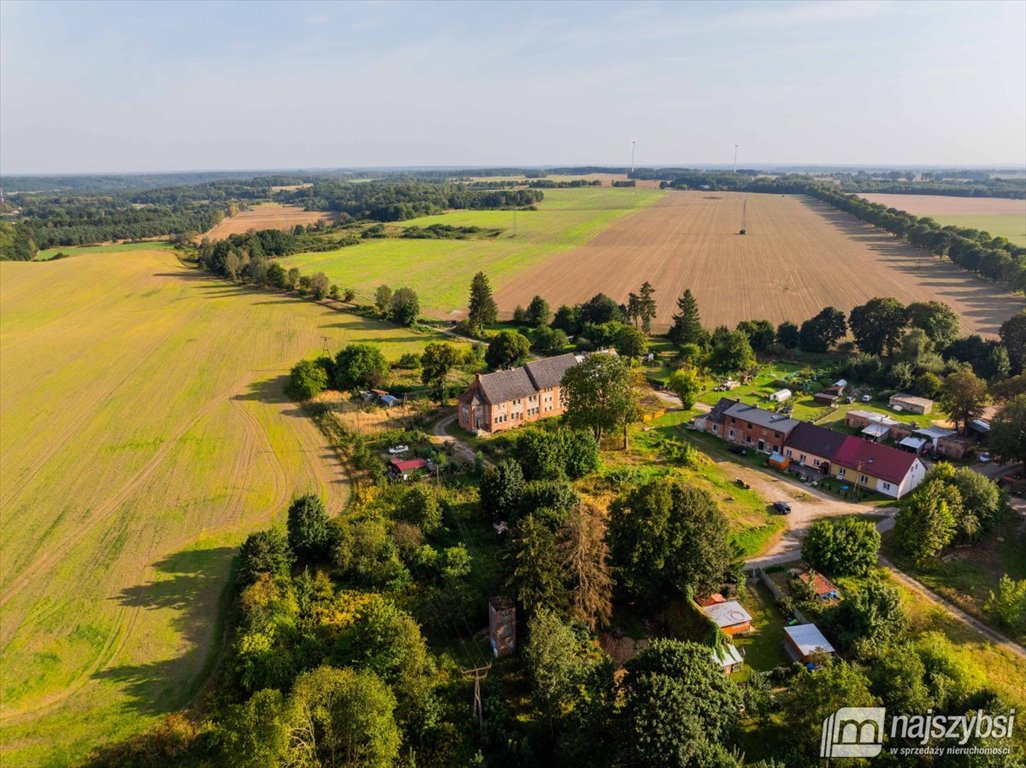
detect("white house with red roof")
[829,436,926,499]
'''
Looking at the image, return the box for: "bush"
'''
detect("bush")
[287,359,328,400]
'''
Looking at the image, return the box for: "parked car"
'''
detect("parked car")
[728,444,748,456]
[772,501,792,514]
[860,394,872,403]
[387,445,409,455]
[978,452,991,463]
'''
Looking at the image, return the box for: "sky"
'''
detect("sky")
[1,0,1024,174]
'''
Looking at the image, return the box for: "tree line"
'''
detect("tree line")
[807,184,1026,295]
[280,180,543,221]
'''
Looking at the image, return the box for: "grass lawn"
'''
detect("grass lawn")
[279,187,664,317]
[617,410,786,559]
[881,515,1026,644]
[733,580,790,675]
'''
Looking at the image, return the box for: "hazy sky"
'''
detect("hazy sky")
[2,0,1024,174]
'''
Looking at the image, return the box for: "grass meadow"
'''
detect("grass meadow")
[35,240,174,261]
[0,248,454,765]
[278,186,664,316]
[928,214,1026,246]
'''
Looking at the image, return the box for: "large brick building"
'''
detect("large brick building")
[700,398,800,454]
[457,353,580,434]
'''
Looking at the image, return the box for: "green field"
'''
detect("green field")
[279,187,664,316]
[930,214,1026,247]
[0,250,454,766]
[35,240,174,261]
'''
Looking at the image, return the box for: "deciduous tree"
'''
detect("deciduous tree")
[939,368,989,434]
[420,341,462,404]
[388,287,419,326]
[667,367,702,409]
[608,478,731,602]
[895,479,959,564]
[799,306,847,353]
[485,330,531,370]
[849,297,907,355]
[989,394,1026,465]
[334,343,389,391]
[801,517,880,577]
[562,353,638,447]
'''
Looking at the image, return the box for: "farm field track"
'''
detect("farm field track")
[0,250,440,765]
[279,187,665,316]
[202,202,334,240]
[860,193,1026,246]
[493,191,1024,336]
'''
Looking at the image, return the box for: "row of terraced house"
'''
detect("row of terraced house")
[695,398,927,499]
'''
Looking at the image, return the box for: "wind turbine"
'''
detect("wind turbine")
[733,144,740,173]
[630,139,637,173]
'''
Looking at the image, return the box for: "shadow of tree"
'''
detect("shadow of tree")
[804,199,1024,335]
[92,546,236,718]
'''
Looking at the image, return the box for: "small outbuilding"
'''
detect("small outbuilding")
[388,457,428,480]
[783,623,835,666]
[768,452,791,470]
[768,388,792,403]
[701,600,754,636]
[813,391,840,406]
[898,436,928,454]
[889,393,934,415]
[860,423,891,441]
[711,643,745,675]
[793,569,840,600]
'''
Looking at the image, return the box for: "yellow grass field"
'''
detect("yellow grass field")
[202,202,334,240]
[494,192,1024,336]
[0,250,441,765]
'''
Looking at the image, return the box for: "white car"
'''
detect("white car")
[860,394,872,403]
[387,445,409,455]
[978,453,991,463]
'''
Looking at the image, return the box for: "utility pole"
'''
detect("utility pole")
[630,139,637,173]
[462,664,492,730]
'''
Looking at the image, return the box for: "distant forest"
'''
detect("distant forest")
[0,179,543,257]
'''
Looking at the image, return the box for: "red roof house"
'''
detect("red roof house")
[830,437,926,499]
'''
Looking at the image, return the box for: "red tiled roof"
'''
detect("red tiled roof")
[390,458,427,472]
[798,571,839,597]
[832,436,918,485]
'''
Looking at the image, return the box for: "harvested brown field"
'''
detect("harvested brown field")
[202,203,333,240]
[494,192,1023,336]
[860,193,1026,216]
